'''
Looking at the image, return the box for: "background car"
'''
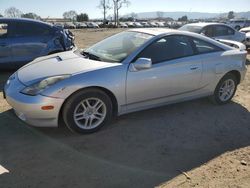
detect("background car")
[64,22,76,29]
[86,22,99,28]
[118,22,128,28]
[179,23,246,42]
[228,19,250,30]
[240,26,250,33]
[75,22,87,29]
[0,18,75,69]
[4,28,247,133]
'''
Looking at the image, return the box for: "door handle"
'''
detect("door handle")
[190,66,199,70]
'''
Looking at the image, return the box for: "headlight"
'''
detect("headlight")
[21,75,70,96]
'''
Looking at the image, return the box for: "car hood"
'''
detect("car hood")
[17,50,121,85]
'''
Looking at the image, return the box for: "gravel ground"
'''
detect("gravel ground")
[0,29,249,188]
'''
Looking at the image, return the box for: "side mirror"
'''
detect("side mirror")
[130,58,152,71]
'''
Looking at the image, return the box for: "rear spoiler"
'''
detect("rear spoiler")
[216,39,246,51]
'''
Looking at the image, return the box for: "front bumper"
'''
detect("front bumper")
[4,74,64,127]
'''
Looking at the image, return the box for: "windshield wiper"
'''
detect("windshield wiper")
[82,51,102,61]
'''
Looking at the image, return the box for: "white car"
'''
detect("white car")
[239,27,250,48]
[240,26,250,33]
[245,32,250,48]
[179,23,246,43]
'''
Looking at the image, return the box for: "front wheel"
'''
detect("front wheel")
[62,89,113,133]
[210,73,238,105]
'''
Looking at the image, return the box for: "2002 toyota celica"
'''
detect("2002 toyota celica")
[4,28,247,133]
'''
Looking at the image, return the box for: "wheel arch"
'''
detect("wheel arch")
[58,86,118,127]
[225,70,241,84]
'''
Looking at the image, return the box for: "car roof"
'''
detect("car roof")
[129,28,178,36]
[128,28,232,51]
[0,17,53,27]
[183,22,228,28]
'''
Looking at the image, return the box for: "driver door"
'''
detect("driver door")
[126,35,202,110]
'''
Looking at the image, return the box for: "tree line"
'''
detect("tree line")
[0,4,237,24]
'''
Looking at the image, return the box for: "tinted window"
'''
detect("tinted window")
[13,22,51,37]
[0,23,8,38]
[137,35,195,64]
[192,38,222,54]
[201,26,214,37]
[179,25,202,33]
[214,25,235,36]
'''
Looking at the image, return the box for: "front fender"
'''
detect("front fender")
[41,64,128,110]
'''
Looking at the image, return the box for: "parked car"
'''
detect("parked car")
[4,28,247,133]
[228,19,250,30]
[86,22,99,28]
[75,22,87,29]
[141,22,151,27]
[240,26,250,33]
[179,23,246,42]
[245,33,250,48]
[0,18,75,69]
[64,22,76,29]
[156,22,165,27]
[118,22,128,28]
[148,22,158,27]
[126,22,135,28]
[133,22,143,28]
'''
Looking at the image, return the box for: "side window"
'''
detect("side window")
[214,25,235,36]
[192,38,222,54]
[0,23,8,38]
[13,22,51,37]
[202,26,214,37]
[137,35,195,64]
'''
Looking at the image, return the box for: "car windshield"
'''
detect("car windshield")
[179,25,202,33]
[84,31,153,63]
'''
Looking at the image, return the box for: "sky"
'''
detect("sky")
[0,0,250,19]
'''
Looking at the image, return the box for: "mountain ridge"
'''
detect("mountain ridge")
[124,11,250,20]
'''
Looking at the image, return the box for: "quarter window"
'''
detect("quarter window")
[137,35,195,64]
[214,25,235,36]
[192,38,222,54]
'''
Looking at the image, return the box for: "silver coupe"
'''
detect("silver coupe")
[4,28,247,133]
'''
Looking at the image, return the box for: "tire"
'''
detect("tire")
[210,73,238,105]
[62,89,113,134]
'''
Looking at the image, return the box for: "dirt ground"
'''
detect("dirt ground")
[0,29,250,188]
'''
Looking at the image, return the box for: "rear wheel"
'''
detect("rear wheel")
[210,73,238,105]
[62,89,113,133]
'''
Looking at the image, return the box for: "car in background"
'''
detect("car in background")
[64,22,76,29]
[133,22,143,28]
[75,22,87,29]
[4,28,247,133]
[0,18,75,69]
[126,22,135,28]
[156,22,165,27]
[148,22,158,27]
[239,27,250,48]
[179,23,246,42]
[141,22,151,27]
[87,22,99,28]
[118,22,128,28]
[240,26,250,33]
[228,19,250,30]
